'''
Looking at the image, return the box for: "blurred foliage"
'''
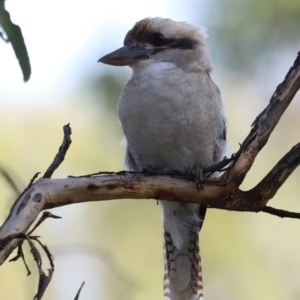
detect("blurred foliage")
[0,166,22,196]
[1,0,300,300]
[0,0,30,81]
[87,2,300,300]
[198,0,300,74]
[88,72,126,112]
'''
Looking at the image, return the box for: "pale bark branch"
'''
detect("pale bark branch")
[0,52,299,297]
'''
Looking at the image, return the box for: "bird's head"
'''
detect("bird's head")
[99,18,212,72]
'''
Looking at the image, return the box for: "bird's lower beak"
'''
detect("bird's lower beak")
[98,46,152,66]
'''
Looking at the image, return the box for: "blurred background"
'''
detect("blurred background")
[0,0,300,299]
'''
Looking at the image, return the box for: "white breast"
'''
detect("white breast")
[118,61,224,173]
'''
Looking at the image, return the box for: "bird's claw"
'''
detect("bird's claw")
[192,165,204,192]
[143,163,157,174]
[143,164,180,176]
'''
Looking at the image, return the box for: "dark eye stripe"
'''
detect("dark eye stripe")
[166,37,198,50]
[150,32,167,47]
[124,30,198,50]
[149,33,198,50]
[151,37,198,55]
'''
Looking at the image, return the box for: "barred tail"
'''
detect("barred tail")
[163,230,203,300]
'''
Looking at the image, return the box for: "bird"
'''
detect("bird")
[99,17,227,300]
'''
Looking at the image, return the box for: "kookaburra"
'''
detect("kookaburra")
[99,17,226,300]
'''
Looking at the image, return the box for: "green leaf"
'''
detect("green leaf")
[0,0,31,82]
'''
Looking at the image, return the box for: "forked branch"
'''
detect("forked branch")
[0,52,299,287]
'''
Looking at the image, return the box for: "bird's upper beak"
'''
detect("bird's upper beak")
[98,46,153,66]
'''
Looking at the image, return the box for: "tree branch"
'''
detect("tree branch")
[224,51,300,185]
[0,52,299,280]
[74,282,85,300]
[261,206,300,219]
[43,124,72,179]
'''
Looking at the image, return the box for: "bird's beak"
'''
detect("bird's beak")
[98,46,152,66]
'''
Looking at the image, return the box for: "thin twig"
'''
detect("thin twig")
[30,236,54,269]
[43,124,72,179]
[9,243,31,275]
[74,282,85,300]
[261,206,300,219]
[27,172,41,188]
[28,211,62,235]
[0,232,54,299]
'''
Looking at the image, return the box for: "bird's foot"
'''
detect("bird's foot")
[142,163,168,175]
[142,163,169,175]
[142,164,179,176]
[142,163,156,174]
[192,165,204,192]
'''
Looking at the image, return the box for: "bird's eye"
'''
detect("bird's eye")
[151,32,167,46]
